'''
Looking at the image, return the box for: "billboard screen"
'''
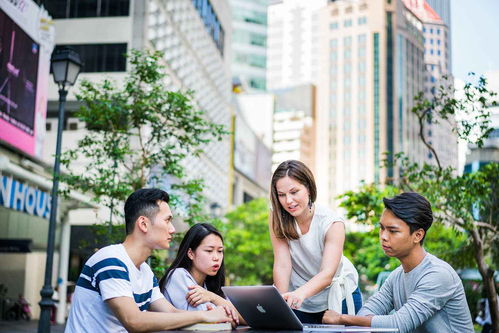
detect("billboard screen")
[0,1,54,159]
[0,9,40,136]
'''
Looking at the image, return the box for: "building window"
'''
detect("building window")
[358,90,366,100]
[437,39,441,45]
[358,47,366,57]
[232,7,266,25]
[359,76,366,86]
[344,49,352,59]
[430,28,433,34]
[344,19,353,27]
[430,39,433,44]
[45,0,130,18]
[249,78,266,90]
[330,39,338,48]
[357,17,367,25]
[192,0,225,55]
[53,43,127,72]
[243,192,254,203]
[344,36,352,46]
[359,62,366,73]
[330,22,339,30]
[233,30,266,47]
[437,28,440,34]
[330,94,337,104]
[234,53,266,68]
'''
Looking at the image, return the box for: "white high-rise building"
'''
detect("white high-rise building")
[272,85,316,173]
[403,0,457,170]
[425,0,451,69]
[230,0,269,91]
[44,0,232,210]
[266,0,327,90]
[316,0,425,205]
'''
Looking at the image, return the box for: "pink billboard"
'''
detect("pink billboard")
[0,1,54,158]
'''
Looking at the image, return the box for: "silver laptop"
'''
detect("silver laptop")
[222,285,398,332]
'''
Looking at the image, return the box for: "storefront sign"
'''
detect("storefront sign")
[0,174,51,219]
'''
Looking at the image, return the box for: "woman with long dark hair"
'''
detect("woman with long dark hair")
[159,223,241,323]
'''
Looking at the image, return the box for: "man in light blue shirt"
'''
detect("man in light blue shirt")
[322,192,474,333]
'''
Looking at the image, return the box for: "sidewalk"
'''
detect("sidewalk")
[0,320,65,333]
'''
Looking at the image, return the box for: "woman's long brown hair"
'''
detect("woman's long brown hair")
[270,160,317,240]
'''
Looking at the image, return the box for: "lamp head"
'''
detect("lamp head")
[51,47,82,90]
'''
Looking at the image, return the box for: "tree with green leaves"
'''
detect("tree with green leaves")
[340,74,498,331]
[60,49,227,250]
[218,198,273,286]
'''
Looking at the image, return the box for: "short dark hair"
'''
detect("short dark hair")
[124,188,170,235]
[383,192,433,244]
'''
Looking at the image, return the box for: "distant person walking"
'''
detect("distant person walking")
[269,160,361,324]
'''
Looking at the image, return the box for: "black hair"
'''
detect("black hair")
[383,192,433,244]
[159,223,225,297]
[124,188,170,235]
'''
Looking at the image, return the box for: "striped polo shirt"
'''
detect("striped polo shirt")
[65,244,163,333]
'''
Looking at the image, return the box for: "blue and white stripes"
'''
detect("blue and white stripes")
[77,258,130,294]
[74,245,159,311]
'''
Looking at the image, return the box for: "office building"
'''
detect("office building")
[425,0,451,70]
[272,85,317,173]
[232,96,272,206]
[403,0,457,170]
[266,0,327,90]
[230,0,269,91]
[41,0,232,321]
[43,0,232,209]
[316,0,425,204]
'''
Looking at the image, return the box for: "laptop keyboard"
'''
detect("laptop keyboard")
[304,324,345,329]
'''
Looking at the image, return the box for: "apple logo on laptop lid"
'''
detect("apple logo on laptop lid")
[256,304,266,314]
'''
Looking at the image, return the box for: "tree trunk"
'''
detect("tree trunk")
[470,227,499,332]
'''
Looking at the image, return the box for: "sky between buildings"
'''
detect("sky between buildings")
[452,0,499,81]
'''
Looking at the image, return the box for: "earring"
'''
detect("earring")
[308,197,313,213]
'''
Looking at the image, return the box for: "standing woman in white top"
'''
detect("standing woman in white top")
[270,160,361,324]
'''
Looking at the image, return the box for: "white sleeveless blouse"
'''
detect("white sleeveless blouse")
[288,203,359,313]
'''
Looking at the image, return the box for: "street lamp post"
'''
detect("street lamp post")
[38,48,82,333]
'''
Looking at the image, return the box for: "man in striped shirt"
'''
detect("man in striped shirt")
[65,188,236,332]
